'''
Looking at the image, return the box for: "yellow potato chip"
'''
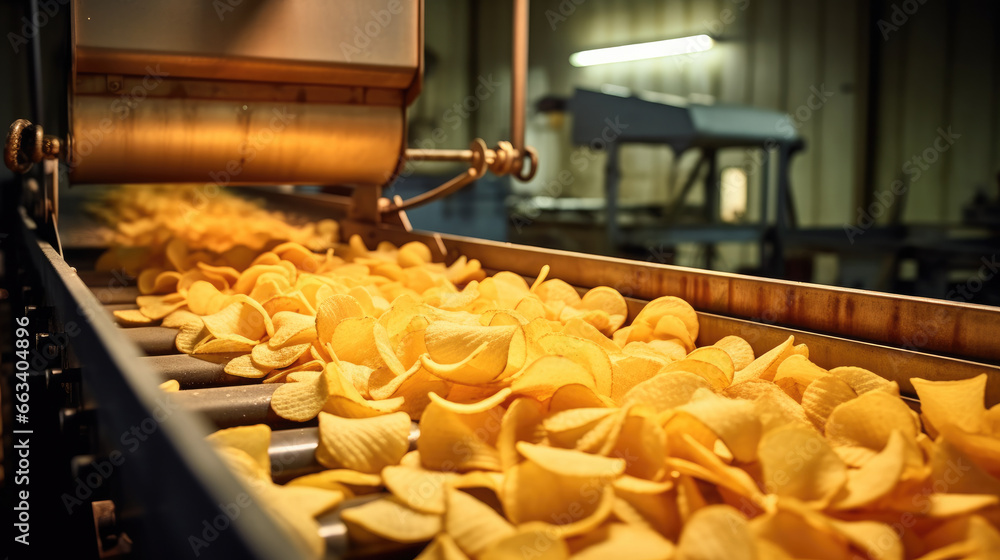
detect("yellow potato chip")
[830,366,899,397]
[224,354,273,378]
[511,356,595,399]
[340,496,442,543]
[418,399,502,472]
[137,293,187,320]
[677,392,761,463]
[445,487,517,556]
[270,370,328,422]
[315,411,410,472]
[114,309,155,326]
[428,389,512,414]
[622,371,712,413]
[634,296,699,342]
[676,505,756,560]
[711,336,755,371]
[415,534,470,560]
[569,523,674,560]
[422,321,523,385]
[159,379,180,392]
[192,334,257,354]
[382,463,458,514]
[268,311,317,348]
[537,333,613,397]
[661,358,731,390]
[610,354,669,403]
[824,391,920,451]
[830,430,908,510]
[801,375,859,432]
[758,426,846,505]
[749,508,850,560]
[608,414,668,480]
[252,341,312,369]
[732,335,794,384]
[207,424,272,476]
[911,374,988,435]
[479,523,569,560]
[497,397,546,470]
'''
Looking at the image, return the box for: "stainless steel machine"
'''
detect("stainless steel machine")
[2,1,999,559]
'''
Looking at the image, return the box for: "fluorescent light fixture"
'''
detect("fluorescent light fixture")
[569,35,714,67]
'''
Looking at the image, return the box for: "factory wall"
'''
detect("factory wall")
[414,0,1000,236]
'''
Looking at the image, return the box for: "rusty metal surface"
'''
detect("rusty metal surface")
[694,312,1000,406]
[341,222,1000,365]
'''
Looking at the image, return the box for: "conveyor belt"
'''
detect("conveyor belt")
[84,270,425,557]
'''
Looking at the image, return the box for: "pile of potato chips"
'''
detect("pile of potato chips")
[91,185,338,277]
[105,194,1000,559]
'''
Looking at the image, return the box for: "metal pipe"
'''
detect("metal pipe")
[269,424,420,483]
[168,384,296,429]
[511,0,529,154]
[124,326,177,355]
[142,354,257,388]
[404,148,475,162]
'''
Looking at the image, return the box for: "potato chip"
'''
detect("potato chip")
[479,523,570,560]
[677,392,761,463]
[830,429,909,510]
[634,296,699,342]
[825,391,920,451]
[159,379,180,392]
[270,370,328,422]
[252,341,312,369]
[285,468,381,497]
[422,321,523,384]
[207,424,272,476]
[537,333,613,397]
[315,411,410,472]
[758,426,846,505]
[676,505,756,560]
[445,487,516,556]
[801,375,858,432]
[114,309,155,327]
[622,371,712,413]
[224,354,273,379]
[415,534,469,560]
[732,335,794,384]
[570,523,674,560]
[418,399,502,472]
[661,358,731,390]
[340,496,442,543]
[497,397,546,470]
[749,508,851,560]
[911,374,987,435]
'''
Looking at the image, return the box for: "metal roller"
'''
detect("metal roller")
[269,425,420,483]
[168,384,291,429]
[141,354,258,388]
[124,326,178,355]
[90,285,142,304]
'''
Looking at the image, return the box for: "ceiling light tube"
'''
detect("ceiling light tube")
[569,35,714,67]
